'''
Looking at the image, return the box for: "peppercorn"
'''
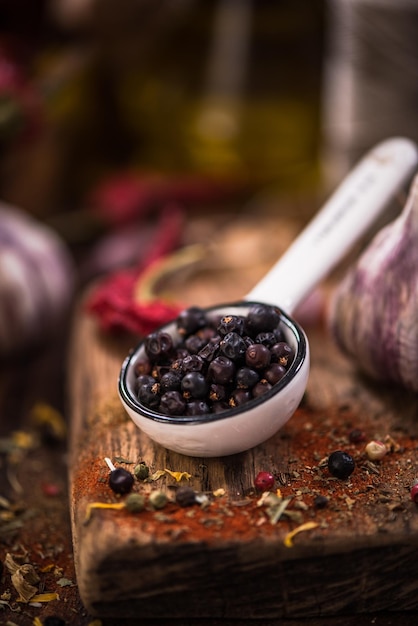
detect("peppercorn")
[245,343,271,370]
[134,462,150,480]
[313,494,329,509]
[181,371,208,398]
[160,370,182,392]
[109,467,134,495]
[208,356,236,385]
[252,379,273,398]
[125,493,146,513]
[270,341,294,365]
[365,440,387,461]
[144,331,174,360]
[218,314,245,336]
[160,390,187,415]
[264,363,286,384]
[175,486,196,507]
[177,306,207,335]
[105,457,134,495]
[348,428,366,443]
[186,400,210,415]
[254,471,275,492]
[135,304,294,418]
[245,303,281,334]
[149,490,168,510]
[220,332,247,360]
[255,331,277,348]
[327,450,355,480]
[229,388,252,407]
[411,483,418,503]
[236,366,259,389]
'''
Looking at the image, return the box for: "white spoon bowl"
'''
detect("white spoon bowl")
[119,137,418,457]
[119,302,308,456]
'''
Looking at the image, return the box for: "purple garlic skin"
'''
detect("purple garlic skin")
[329,174,418,392]
[0,202,75,357]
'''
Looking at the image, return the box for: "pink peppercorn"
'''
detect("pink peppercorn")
[41,482,61,497]
[348,428,366,443]
[411,484,418,503]
[254,471,275,492]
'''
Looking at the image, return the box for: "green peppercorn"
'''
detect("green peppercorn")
[134,462,150,480]
[125,493,146,513]
[149,490,168,510]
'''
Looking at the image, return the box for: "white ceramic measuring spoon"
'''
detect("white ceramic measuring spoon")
[119,137,418,457]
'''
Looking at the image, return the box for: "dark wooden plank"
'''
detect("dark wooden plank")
[68,280,418,619]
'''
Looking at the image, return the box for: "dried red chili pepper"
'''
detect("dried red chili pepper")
[85,204,186,335]
[86,269,182,336]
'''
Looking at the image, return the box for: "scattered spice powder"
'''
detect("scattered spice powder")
[71,405,418,548]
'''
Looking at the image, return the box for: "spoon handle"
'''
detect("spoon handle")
[246,137,418,314]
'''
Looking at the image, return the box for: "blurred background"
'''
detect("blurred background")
[2,0,418,211]
[0,0,325,219]
[2,0,418,354]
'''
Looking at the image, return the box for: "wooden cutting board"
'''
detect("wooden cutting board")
[68,217,418,620]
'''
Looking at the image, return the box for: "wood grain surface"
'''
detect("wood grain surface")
[68,215,418,620]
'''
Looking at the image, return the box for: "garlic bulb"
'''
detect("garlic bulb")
[329,174,418,391]
[0,202,75,356]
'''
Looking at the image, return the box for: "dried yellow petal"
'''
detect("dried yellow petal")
[28,592,59,603]
[149,469,167,481]
[148,468,192,482]
[284,521,318,547]
[84,501,125,524]
[39,563,55,573]
[164,469,192,482]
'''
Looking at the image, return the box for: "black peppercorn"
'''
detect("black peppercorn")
[175,486,197,507]
[313,494,329,509]
[245,343,271,370]
[327,450,355,480]
[109,467,134,494]
[220,332,247,360]
[144,331,174,360]
[245,303,281,334]
[105,458,134,495]
[177,306,207,335]
[135,304,295,418]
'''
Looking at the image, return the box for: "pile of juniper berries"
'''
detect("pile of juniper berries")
[134,304,295,417]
